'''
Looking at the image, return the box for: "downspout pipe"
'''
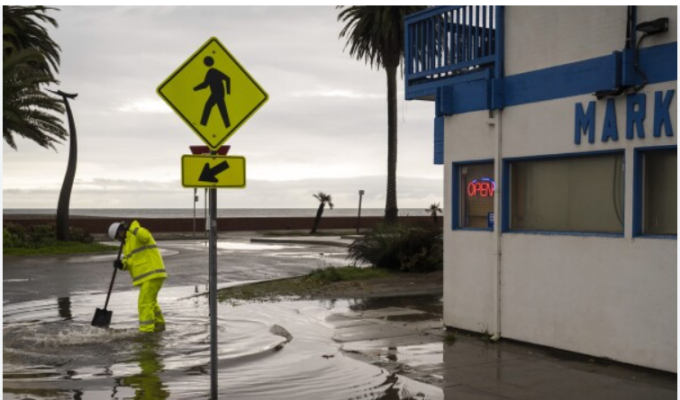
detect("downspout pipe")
[492,5,505,341]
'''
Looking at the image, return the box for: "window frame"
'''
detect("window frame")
[502,150,626,237]
[452,159,495,231]
[633,145,677,239]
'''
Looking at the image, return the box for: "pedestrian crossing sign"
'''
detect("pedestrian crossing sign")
[157,37,269,149]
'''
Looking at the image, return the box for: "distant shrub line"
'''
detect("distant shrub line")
[3,223,94,249]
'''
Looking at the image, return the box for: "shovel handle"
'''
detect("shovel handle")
[103,241,125,310]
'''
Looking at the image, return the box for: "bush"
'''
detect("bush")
[3,223,94,248]
[348,223,443,272]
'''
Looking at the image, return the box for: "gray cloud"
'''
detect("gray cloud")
[3,6,442,209]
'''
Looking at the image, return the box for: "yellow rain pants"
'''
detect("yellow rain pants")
[138,278,166,333]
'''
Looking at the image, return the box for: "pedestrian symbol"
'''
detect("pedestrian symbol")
[158,37,268,149]
[194,56,232,128]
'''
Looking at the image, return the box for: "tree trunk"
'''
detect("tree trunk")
[56,93,78,241]
[310,203,325,234]
[384,64,398,224]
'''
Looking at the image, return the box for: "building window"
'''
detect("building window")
[459,163,495,229]
[643,149,676,235]
[510,153,624,234]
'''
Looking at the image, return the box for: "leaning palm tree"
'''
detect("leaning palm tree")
[426,202,443,227]
[338,6,427,224]
[310,192,334,234]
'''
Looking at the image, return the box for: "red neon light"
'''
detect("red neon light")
[467,181,495,198]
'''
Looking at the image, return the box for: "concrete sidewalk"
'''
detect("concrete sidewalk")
[330,295,676,400]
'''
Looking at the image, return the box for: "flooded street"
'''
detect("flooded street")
[4,235,442,399]
[5,234,675,400]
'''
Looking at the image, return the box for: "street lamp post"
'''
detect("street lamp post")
[193,188,198,238]
[357,190,365,234]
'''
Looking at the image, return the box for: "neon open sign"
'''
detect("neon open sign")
[467,177,495,197]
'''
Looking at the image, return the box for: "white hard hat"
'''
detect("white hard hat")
[108,222,121,240]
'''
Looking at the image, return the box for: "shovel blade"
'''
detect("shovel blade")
[91,308,112,328]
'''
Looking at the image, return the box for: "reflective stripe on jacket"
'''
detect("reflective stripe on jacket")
[122,220,167,286]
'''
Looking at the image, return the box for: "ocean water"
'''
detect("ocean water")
[3,208,431,219]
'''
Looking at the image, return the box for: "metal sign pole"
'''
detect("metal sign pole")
[209,183,218,399]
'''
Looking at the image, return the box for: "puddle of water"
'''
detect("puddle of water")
[4,286,443,399]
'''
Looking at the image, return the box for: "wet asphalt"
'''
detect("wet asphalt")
[2,232,350,305]
[3,232,677,399]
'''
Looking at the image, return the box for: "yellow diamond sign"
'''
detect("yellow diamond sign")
[158,37,268,149]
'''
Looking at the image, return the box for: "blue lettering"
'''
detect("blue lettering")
[654,90,675,137]
[575,101,595,145]
[626,93,646,139]
[601,98,619,142]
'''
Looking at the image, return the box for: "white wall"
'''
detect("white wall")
[504,6,677,76]
[442,6,677,372]
[502,234,676,372]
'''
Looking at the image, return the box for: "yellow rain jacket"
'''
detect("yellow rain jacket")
[121,220,167,286]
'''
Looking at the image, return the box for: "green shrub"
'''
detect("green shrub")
[3,228,24,248]
[3,223,28,248]
[2,223,94,248]
[348,223,443,272]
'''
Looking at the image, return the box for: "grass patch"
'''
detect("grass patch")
[218,266,390,303]
[4,242,119,256]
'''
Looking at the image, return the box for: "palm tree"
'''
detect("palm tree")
[310,192,334,234]
[426,202,443,227]
[3,6,61,79]
[338,6,427,224]
[3,5,66,150]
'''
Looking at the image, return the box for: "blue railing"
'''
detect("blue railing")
[405,6,502,99]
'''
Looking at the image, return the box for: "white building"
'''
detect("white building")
[405,6,677,372]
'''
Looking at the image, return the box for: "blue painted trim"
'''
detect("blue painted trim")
[455,228,496,233]
[494,6,505,80]
[503,231,624,239]
[504,52,621,107]
[504,150,626,235]
[434,117,444,165]
[409,42,677,111]
[632,144,678,238]
[503,148,625,162]
[410,70,491,102]
[632,148,644,237]
[451,163,460,231]
[451,159,495,231]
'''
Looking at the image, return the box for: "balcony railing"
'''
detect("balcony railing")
[405,6,502,99]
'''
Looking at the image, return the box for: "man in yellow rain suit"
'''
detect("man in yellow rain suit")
[109,220,167,333]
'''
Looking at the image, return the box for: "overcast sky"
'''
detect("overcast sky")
[2,6,442,210]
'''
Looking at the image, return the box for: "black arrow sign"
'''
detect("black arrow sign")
[199,161,230,183]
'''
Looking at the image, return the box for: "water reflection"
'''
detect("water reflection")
[4,287,443,400]
[57,296,72,320]
[119,335,169,399]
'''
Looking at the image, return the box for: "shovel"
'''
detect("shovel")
[91,241,124,328]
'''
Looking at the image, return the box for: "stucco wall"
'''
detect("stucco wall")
[502,233,676,372]
[442,6,677,372]
[505,6,677,76]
